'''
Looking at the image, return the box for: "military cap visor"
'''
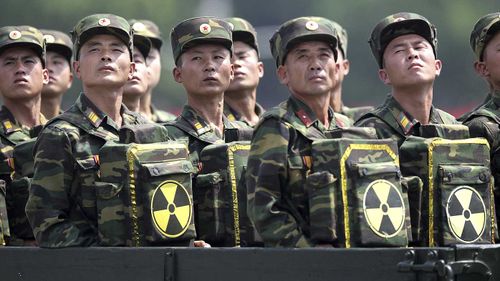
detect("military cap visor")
[170,17,233,65]
[232,31,259,55]
[41,29,73,63]
[77,27,131,54]
[470,13,500,61]
[133,34,152,60]
[0,26,46,67]
[276,33,338,67]
[370,16,437,68]
[130,19,163,50]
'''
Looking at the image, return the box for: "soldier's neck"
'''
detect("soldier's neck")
[4,96,42,128]
[187,93,224,135]
[392,85,434,125]
[84,86,124,126]
[294,92,331,128]
[40,93,63,120]
[139,91,153,120]
[122,93,141,113]
[329,86,343,113]
[224,88,259,126]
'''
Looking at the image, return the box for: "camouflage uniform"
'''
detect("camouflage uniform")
[356,13,457,147]
[26,14,149,248]
[247,17,343,247]
[223,102,265,125]
[330,21,374,123]
[460,13,500,226]
[130,19,177,123]
[0,26,47,245]
[356,95,458,147]
[150,105,176,123]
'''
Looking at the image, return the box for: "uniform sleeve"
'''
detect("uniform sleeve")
[246,118,312,247]
[26,125,97,248]
[464,116,500,150]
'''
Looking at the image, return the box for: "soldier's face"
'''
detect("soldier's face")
[124,47,150,98]
[146,48,161,89]
[476,32,500,90]
[379,34,441,88]
[173,44,233,97]
[73,34,134,89]
[226,41,263,93]
[42,51,73,99]
[277,41,338,98]
[0,47,49,101]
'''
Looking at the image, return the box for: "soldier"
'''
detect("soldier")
[129,19,176,123]
[0,25,49,246]
[355,12,458,147]
[26,14,149,248]
[166,17,249,246]
[223,17,264,126]
[40,29,73,119]
[328,21,373,122]
[246,16,344,247]
[122,31,152,113]
[460,12,500,228]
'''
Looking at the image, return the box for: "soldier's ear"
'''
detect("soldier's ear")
[229,63,234,81]
[341,60,350,75]
[42,68,49,85]
[128,62,136,80]
[257,61,264,78]
[277,65,288,85]
[434,59,442,77]
[73,61,81,79]
[474,61,489,78]
[173,66,182,83]
[378,69,391,85]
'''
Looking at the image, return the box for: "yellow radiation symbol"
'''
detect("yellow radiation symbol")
[363,179,405,238]
[305,21,319,31]
[199,23,211,34]
[446,186,486,243]
[9,31,21,40]
[151,180,192,238]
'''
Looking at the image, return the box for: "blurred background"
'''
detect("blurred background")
[1,0,498,117]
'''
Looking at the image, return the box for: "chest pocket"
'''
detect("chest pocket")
[74,155,99,220]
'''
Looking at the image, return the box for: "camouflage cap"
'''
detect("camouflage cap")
[0,25,46,67]
[40,29,72,64]
[331,21,348,58]
[470,12,500,61]
[71,13,133,61]
[129,19,163,50]
[225,17,259,56]
[269,16,338,67]
[133,34,152,60]
[369,12,438,68]
[170,16,233,65]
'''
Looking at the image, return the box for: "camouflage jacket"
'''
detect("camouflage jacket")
[341,105,374,123]
[461,93,500,187]
[246,96,342,248]
[164,104,249,171]
[150,104,176,123]
[355,95,458,147]
[26,93,149,248]
[0,106,46,245]
[223,102,265,126]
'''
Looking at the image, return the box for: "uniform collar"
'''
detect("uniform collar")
[77,93,129,129]
[0,106,47,135]
[289,96,335,129]
[180,105,231,138]
[386,95,441,135]
[223,102,266,123]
